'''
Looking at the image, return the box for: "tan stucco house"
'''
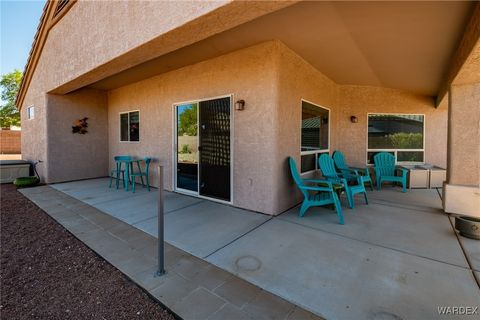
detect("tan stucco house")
[17,0,480,217]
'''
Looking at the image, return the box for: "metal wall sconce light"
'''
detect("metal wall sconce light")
[235,100,245,111]
[350,116,358,123]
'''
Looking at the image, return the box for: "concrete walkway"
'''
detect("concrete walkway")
[20,185,319,320]
[22,179,480,320]
[50,178,270,259]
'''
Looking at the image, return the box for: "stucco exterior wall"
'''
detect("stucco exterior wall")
[20,1,294,180]
[272,43,448,214]
[17,0,229,181]
[46,88,108,183]
[21,0,296,97]
[447,83,480,186]
[16,1,454,216]
[443,83,480,218]
[337,86,448,167]
[107,42,279,214]
[21,92,47,180]
[45,0,229,91]
[106,40,448,215]
[274,42,339,213]
[22,38,448,215]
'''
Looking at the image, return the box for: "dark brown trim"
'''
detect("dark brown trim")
[50,0,76,29]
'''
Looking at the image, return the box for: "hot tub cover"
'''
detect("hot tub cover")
[0,160,30,166]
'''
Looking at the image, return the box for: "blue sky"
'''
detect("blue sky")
[1,0,45,75]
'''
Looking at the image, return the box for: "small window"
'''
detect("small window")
[300,100,330,173]
[120,111,140,142]
[367,114,424,164]
[27,106,34,120]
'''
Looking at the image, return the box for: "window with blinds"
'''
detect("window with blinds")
[300,100,330,173]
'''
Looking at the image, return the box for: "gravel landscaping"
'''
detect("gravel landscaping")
[0,184,175,320]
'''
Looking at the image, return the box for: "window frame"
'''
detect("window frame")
[27,106,34,120]
[366,112,426,165]
[300,99,331,174]
[119,110,140,143]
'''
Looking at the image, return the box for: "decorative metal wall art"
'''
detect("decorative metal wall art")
[72,117,88,134]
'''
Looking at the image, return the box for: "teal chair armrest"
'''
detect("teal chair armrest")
[355,174,363,186]
[351,167,371,177]
[340,167,361,177]
[324,174,339,180]
[305,179,343,193]
[325,176,346,187]
[341,169,362,185]
[301,185,333,193]
[303,179,333,187]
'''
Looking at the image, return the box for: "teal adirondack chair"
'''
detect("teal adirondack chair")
[130,157,152,193]
[373,152,407,192]
[318,154,368,209]
[333,151,374,190]
[289,157,344,224]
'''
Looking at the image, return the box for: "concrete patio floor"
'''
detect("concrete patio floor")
[33,178,479,319]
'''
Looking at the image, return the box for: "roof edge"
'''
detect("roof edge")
[435,2,480,107]
[15,0,77,111]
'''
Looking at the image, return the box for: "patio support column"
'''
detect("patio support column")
[443,83,480,218]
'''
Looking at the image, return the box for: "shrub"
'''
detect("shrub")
[389,132,423,149]
[180,144,191,154]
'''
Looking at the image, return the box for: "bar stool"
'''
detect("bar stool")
[109,155,132,189]
[130,157,152,193]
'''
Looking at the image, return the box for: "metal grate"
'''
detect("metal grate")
[199,97,231,201]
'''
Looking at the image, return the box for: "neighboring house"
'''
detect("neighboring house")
[16,0,480,217]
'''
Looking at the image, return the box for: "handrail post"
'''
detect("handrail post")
[156,165,166,276]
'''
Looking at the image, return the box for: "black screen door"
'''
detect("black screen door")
[199,97,231,201]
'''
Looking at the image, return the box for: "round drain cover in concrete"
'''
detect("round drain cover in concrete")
[235,255,262,272]
[371,311,403,320]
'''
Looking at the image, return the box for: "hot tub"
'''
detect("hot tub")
[0,160,31,183]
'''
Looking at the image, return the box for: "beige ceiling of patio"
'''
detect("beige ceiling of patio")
[90,1,475,96]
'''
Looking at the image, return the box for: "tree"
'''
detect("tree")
[178,104,197,136]
[0,70,22,128]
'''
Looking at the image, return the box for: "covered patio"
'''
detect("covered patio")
[23,178,480,320]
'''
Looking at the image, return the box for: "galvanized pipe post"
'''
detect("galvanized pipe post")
[156,165,166,276]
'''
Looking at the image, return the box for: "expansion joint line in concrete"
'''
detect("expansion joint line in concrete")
[435,186,480,289]
[447,216,480,290]
[435,188,443,200]
[278,216,471,270]
[203,216,275,259]
[162,199,206,216]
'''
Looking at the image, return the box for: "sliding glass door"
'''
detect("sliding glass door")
[176,103,198,192]
[174,96,231,202]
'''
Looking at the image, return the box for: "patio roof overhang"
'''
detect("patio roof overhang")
[18,1,480,108]
[87,1,479,105]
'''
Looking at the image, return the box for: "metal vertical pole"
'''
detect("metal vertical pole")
[156,165,166,276]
